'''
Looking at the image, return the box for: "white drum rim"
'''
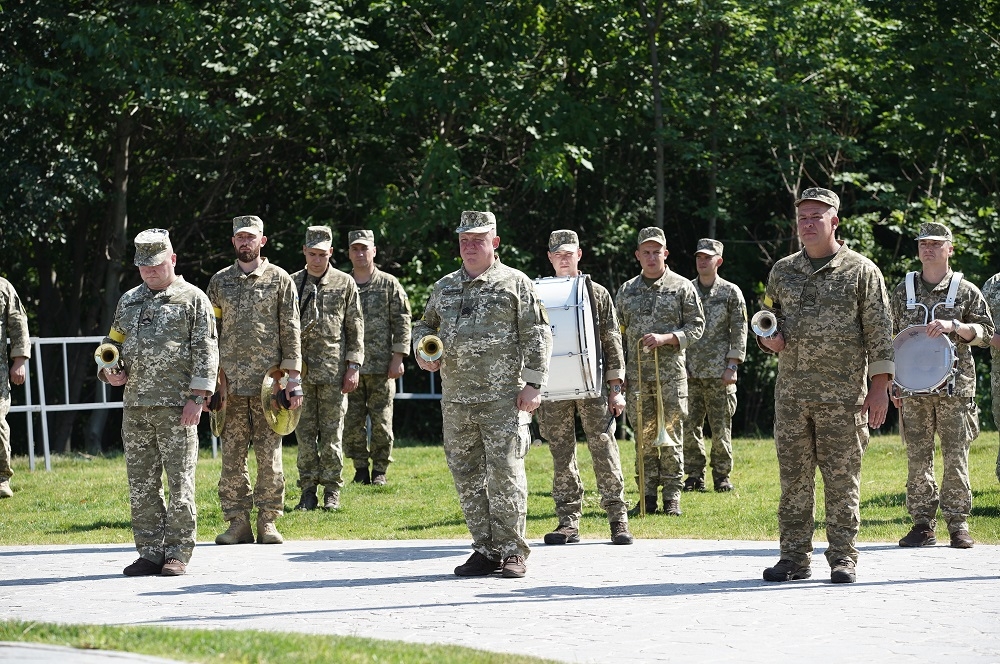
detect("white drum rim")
[892,324,958,393]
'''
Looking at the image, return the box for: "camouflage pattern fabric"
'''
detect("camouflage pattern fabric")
[626,382,686,502]
[899,394,978,534]
[413,258,551,560]
[760,243,894,404]
[536,396,627,528]
[616,267,703,498]
[218,395,285,522]
[344,373,395,473]
[590,280,625,381]
[774,399,867,567]
[296,383,348,490]
[982,273,1000,479]
[356,267,411,375]
[123,406,200,564]
[290,266,363,491]
[207,258,301,397]
[441,399,531,560]
[0,277,30,483]
[683,377,737,481]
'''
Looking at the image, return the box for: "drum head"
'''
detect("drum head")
[893,325,956,393]
[534,275,602,400]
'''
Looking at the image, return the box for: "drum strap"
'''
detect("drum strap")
[905,271,963,309]
[944,271,963,308]
[904,272,918,309]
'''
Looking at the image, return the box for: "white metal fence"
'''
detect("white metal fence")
[8,336,441,471]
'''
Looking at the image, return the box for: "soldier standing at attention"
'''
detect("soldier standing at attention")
[682,239,747,493]
[343,229,411,486]
[100,229,219,576]
[208,215,302,546]
[0,276,30,499]
[536,229,632,546]
[413,211,551,578]
[757,187,894,585]
[291,226,364,511]
[891,223,994,549]
[981,271,1000,482]
[616,227,704,516]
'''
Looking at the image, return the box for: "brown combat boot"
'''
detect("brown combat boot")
[611,521,634,545]
[323,488,340,511]
[663,498,682,516]
[257,516,284,544]
[161,558,187,576]
[294,487,318,511]
[215,515,254,545]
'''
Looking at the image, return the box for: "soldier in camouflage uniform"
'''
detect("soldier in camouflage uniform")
[536,230,632,546]
[682,238,747,493]
[413,211,551,579]
[207,216,302,546]
[100,229,219,576]
[758,188,894,585]
[290,226,364,512]
[344,229,411,486]
[891,222,994,550]
[616,227,704,517]
[982,272,1000,482]
[0,277,30,499]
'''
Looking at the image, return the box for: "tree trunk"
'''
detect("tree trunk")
[641,0,666,230]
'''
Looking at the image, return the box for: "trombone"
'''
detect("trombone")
[634,340,671,517]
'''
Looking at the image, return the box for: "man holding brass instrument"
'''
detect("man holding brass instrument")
[757,187,893,585]
[344,229,411,487]
[536,230,632,546]
[99,229,219,576]
[207,215,302,546]
[0,276,30,499]
[413,211,552,578]
[616,227,704,517]
[890,222,994,549]
[290,225,364,512]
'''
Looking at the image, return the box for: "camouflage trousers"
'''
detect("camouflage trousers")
[774,399,867,567]
[122,406,199,565]
[344,373,396,474]
[683,378,736,481]
[441,399,530,560]
[536,395,627,528]
[0,394,11,482]
[296,383,348,490]
[218,395,284,522]
[900,394,979,534]
[626,381,686,503]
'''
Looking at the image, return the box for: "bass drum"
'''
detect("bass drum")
[892,324,958,395]
[534,275,603,401]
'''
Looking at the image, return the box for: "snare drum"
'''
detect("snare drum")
[534,275,603,401]
[892,325,958,395]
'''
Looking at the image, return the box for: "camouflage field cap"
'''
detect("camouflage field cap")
[233,215,264,236]
[455,210,497,234]
[915,221,953,242]
[794,187,840,210]
[348,229,375,247]
[305,225,333,251]
[548,229,579,253]
[695,238,723,257]
[637,226,666,247]
[133,228,173,267]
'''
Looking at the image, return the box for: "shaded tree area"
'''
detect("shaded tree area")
[2,0,999,450]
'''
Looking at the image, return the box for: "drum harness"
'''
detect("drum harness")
[898,270,963,397]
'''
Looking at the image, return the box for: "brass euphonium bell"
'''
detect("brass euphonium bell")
[417,335,443,362]
[94,343,124,374]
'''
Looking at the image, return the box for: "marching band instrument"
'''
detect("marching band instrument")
[533,275,603,401]
[417,335,443,362]
[750,310,779,338]
[94,343,124,375]
[635,340,646,517]
[892,301,958,397]
[260,368,302,436]
[652,347,671,447]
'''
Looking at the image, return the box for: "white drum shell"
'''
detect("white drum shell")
[892,324,958,394]
[534,275,603,401]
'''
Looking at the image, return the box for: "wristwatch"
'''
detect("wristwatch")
[526,382,541,389]
[347,362,361,371]
[726,363,739,372]
[189,394,206,405]
[610,383,623,394]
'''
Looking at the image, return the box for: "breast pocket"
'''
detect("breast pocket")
[155,303,190,342]
[319,291,344,335]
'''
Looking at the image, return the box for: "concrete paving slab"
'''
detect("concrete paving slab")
[1,538,998,663]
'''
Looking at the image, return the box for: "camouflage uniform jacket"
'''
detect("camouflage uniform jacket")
[413,259,552,403]
[761,242,894,405]
[291,266,365,386]
[686,276,748,379]
[355,266,411,374]
[615,268,705,386]
[890,269,994,397]
[590,279,625,383]
[207,259,301,397]
[101,276,219,407]
[0,277,30,398]
[983,273,1000,368]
